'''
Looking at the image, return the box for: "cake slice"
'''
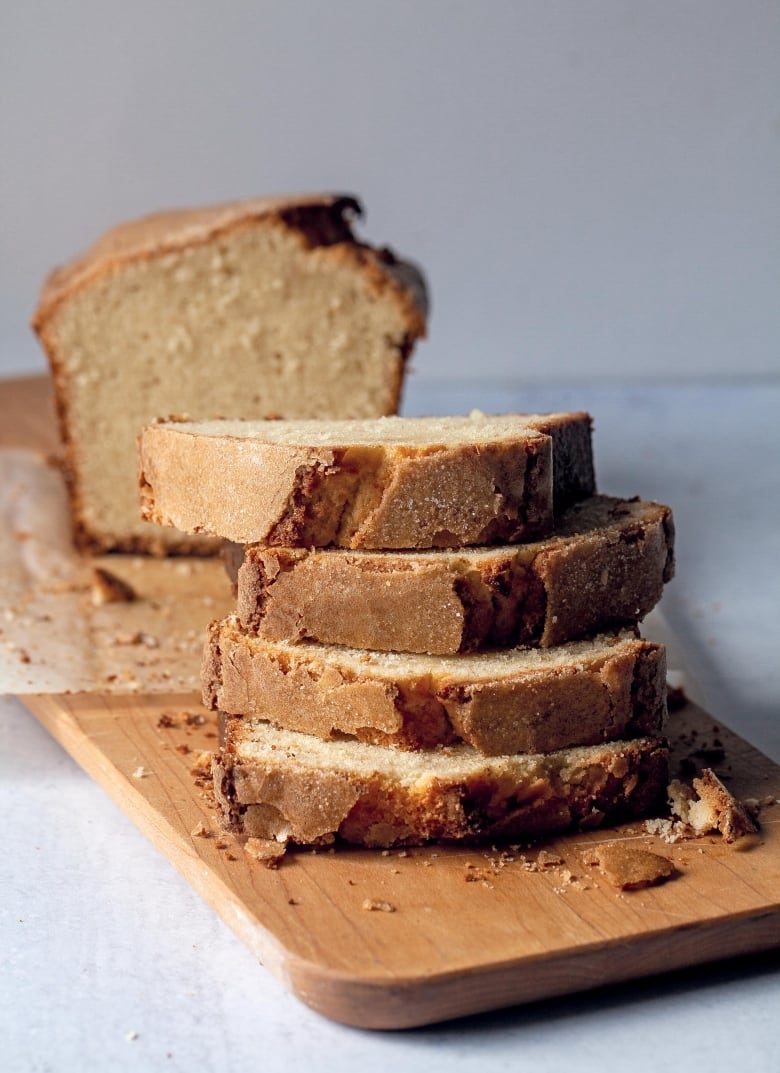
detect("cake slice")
[202,619,666,754]
[228,495,674,654]
[212,722,669,847]
[31,194,427,553]
[139,411,594,548]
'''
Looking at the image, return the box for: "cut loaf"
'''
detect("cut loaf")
[213,722,669,848]
[139,411,594,548]
[228,495,675,654]
[203,619,666,755]
[32,193,427,553]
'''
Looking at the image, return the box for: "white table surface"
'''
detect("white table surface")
[2,378,779,1073]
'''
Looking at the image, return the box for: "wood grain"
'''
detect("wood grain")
[21,691,780,1028]
[0,375,60,452]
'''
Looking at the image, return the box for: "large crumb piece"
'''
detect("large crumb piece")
[244,837,287,868]
[189,750,213,779]
[668,769,759,843]
[90,567,137,605]
[362,899,396,913]
[584,842,675,891]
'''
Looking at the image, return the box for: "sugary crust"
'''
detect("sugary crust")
[139,412,594,548]
[31,194,427,554]
[212,730,670,847]
[32,194,427,338]
[231,495,675,653]
[202,619,667,755]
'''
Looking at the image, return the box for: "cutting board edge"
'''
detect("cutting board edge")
[284,908,780,1029]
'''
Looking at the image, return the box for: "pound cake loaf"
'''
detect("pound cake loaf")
[212,722,670,847]
[32,194,427,553]
[228,495,675,654]
[139,411,594,548]
[203,619,666,754]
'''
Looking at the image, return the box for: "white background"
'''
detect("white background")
[2,0,779,382]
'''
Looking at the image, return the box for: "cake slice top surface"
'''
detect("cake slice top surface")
[151,412,582,449]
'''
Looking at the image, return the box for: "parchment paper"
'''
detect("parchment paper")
[0,448,233,694]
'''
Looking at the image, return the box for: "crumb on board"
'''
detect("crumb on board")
[244,837,287,868]
[583,842,675,891]
[156,710,208,729]
[362,899,396,913]
[90,567,137,605]
[191,821,211,839]
[131,766,149,779]
[666,683,689,711]
[189,751,213,779]
[668,768,759,844]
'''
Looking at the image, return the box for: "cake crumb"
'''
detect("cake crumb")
[189,751,213,779]
[644,817,689,843]
[583,842,675,891]
[670,768,759,843]
[91,567,137,605]
[191,821,211,839]
[244,837,287,867]
[131,766,149,779]
[362,899,396,912]
[536,849,564,869]
[666,684,688,711]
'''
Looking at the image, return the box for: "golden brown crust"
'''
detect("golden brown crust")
[231,496,675,654]
[203,620,667,755]
[212,729,670,848]
[33,194,426,338]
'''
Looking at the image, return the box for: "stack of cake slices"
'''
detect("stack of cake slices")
[138,411,675,849]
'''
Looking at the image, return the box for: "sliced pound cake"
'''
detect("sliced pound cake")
[212,723,669,848]
[203,620,666,754]
[139,411,594,547]
[228,495,674,653]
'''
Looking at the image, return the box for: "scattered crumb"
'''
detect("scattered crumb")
[288,898,299,906]
[536,849,564,869]
[157,710,208,729]
[191,821,211,839]
[131,766,149,779]
[189,751,212,779]
[666,684,688,711]
[215,840,229,850]
[644,817,689,843]
[362,899,396,913]
[125,1031,139,1042]
[175,743,191,755]
[244,837,287,868]
[583,842,675,890]
[91,567,137,605]
[669,768,759,843]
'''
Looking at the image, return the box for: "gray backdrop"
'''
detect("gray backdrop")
[2,0,778,381]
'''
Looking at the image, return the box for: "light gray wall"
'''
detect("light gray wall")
[2,0,778,381]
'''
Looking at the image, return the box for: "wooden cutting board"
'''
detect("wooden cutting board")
[18,691,780,1028]
[5,377,780,1028]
